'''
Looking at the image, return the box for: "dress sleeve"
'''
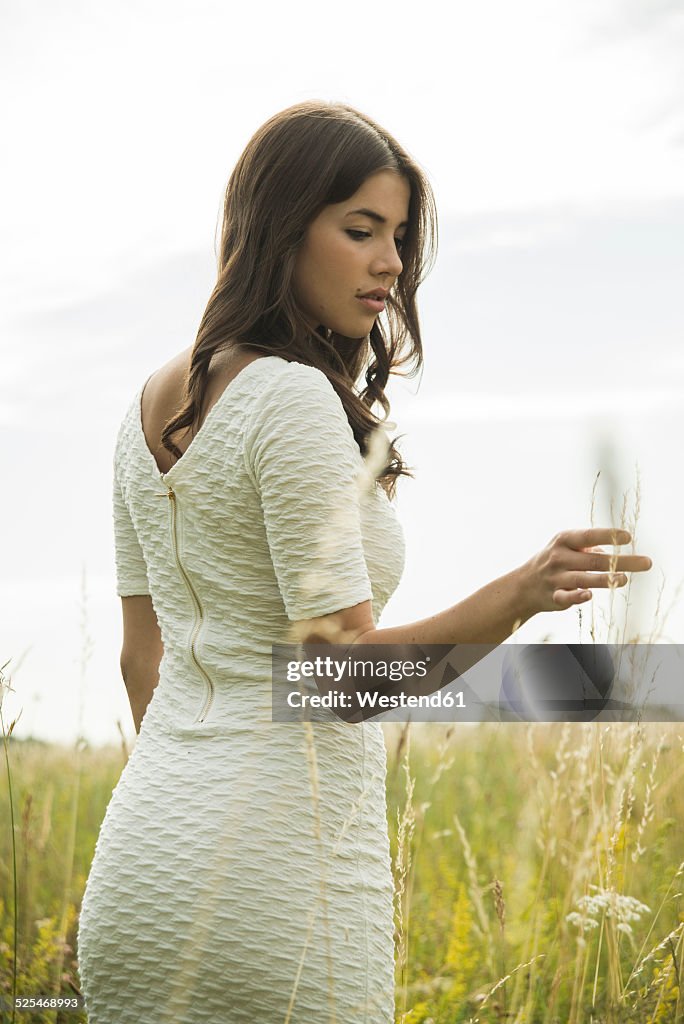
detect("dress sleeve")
[243,362,374,621]
[113,468,151,597]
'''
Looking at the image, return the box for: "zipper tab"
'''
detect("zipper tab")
[165,484,215,724]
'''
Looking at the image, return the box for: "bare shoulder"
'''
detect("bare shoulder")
[142,346,193,397]
[143,344,274,419]
[161,345,194,385]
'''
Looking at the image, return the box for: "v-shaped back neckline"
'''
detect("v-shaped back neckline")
[136,355,284,482]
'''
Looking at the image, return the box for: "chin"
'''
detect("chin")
[339,322,373,340]
[317,323,369,342]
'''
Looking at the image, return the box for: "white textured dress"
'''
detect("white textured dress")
[76,355,406,1024]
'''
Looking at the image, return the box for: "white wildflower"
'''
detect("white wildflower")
[566,911,600,933]
[566,886,650,934]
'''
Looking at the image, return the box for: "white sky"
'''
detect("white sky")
[2,0,683,744]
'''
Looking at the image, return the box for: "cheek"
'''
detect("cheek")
[318,237,359,282]
[294,231,359,309]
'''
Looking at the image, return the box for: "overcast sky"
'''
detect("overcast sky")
[2,0,683,745]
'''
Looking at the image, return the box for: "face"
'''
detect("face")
[292,169,411,339]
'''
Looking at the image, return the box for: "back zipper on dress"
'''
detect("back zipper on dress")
[158,484,215,724]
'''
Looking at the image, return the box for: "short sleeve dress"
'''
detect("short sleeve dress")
[76,355,406,1024]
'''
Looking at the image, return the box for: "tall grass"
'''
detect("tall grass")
[1,658,20,1024]
[380,472,683,1023]
[2,476,682,1022]
[0,572,114,1024]
[383,719,683,1023]
[0,732,124,1024]
[0,720,682,1022]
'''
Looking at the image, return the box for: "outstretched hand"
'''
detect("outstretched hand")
[522,529,652,613]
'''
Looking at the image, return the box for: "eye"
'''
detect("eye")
[346,229,406,252]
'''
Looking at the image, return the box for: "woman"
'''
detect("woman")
[76,100,651,1023]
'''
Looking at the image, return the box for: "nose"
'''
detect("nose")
[371,240,403,280]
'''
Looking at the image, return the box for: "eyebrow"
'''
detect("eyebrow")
[344,208,409,228]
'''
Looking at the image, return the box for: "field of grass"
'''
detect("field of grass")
[385,720,683,1023]
[1,715,682,1023]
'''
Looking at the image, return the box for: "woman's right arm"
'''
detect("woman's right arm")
[291,528,653,650]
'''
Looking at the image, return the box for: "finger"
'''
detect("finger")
[563,528,632,550]
[564,572,629,590]
[568,552,653,573]
[553,588,592,609]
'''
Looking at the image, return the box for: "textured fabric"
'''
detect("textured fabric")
[77,355,406,1023]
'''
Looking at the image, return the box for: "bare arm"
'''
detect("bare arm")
[121,659,161,734]
[287,528,652,722]
[355,563,532,647]
[292,528,652,652]
[120,595,164,733]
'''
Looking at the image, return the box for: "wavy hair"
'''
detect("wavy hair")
[160,99,438,499]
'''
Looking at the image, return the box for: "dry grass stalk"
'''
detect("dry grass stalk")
[452,813,495,979]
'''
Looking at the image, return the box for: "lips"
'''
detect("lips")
[357,296,385,313]
[357,287,389,314]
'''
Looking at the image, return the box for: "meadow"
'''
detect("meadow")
[1,714,682,1023]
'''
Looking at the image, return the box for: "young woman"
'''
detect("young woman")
[76,100,652,1023]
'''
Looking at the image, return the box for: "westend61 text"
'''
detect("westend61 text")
[286,689,466,710]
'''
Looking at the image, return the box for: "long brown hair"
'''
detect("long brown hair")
[160,99,438,499]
